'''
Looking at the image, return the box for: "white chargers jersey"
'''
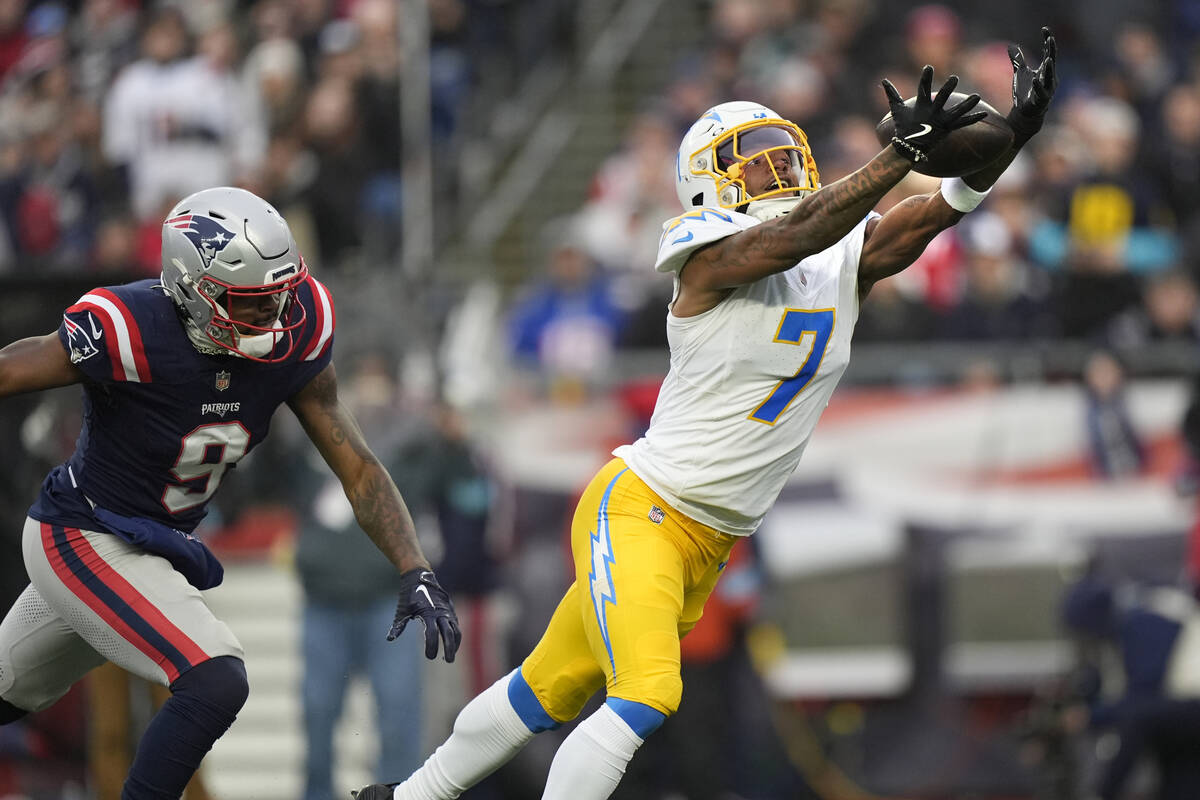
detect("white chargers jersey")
[614,206,877,536]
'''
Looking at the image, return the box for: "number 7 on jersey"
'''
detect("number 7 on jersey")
[749,308,835,425]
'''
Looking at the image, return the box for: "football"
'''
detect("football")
[875,92,1014,177]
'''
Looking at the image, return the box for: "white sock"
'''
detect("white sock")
[393,669,536,800]
[541,704,644,800]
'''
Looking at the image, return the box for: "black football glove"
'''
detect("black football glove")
[881,66,985,164]
[1007,26,1058,143]
[388,568,462,663]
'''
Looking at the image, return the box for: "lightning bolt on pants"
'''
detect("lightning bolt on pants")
[520,458,737,723]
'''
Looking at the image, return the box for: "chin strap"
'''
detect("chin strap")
[182,313,285,359]
[744,195,806,221]
[182,317,230,356]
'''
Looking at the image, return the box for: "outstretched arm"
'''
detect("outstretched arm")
[288,363,461,661]
[858,28,1059,297]
[0,333,85,398]
[289,363,427,574]
[965,27,1058,192]
[858,191,963,295]
[675,67,982,316]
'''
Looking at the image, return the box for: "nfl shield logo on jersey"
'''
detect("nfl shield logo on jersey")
[215,371,231,391]
[648,505,666,524]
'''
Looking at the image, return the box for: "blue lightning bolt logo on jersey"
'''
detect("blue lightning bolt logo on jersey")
[589,468,626,675]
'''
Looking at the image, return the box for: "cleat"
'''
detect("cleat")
[351,784,398,800]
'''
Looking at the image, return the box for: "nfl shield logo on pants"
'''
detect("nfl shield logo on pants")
[215,371,231,392]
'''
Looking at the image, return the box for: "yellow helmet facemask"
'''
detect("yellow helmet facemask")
[686,120,821,209]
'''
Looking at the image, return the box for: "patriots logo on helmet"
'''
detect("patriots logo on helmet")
[166,214,235,269]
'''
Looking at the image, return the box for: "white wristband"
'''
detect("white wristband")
[940,177,991,213]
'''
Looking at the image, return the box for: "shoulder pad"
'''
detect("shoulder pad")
[655,208,755,274]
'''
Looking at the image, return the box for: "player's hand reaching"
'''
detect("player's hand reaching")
[1007,26,1058,143]
[881,66,985,164]
[388,568,462,662]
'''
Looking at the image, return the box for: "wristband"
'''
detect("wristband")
[940,176,991,213]
[1005,108,1044,146]
[890,136,927,163]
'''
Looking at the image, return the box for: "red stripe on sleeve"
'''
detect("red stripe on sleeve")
[300,276,334,361]
[67,300,124,381]
[92,288,152,382]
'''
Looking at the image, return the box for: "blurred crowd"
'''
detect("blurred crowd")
[0,0,588,277]
[5,1,1200,797]
[506,0,1200,386]
[4,0,1198,379]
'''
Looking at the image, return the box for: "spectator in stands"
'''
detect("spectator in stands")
[850,275,940,343]
[102,6,265,221]
[1040,97,1173,338]
[939,211,1054,340]
[0,103,97,271]
[350,1,403,262]
[301,75,369,270]
[244,37,307,136]
[577,110,679,275]
[1147,83,1200,259]
[428,0,471,147]
[291,353,427,800]
[1110,22,1176,120]
[1081,349,1145,479]
[89,215,137,274]
[1060,571,1200,800]
[392,397,509,702]
[69,0,138,104]
[1107,269,1200,353]
[903,5,963,79]
[507,220,626,393]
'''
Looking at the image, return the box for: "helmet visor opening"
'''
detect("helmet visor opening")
[716,125,801,169]
[199,267,308,342]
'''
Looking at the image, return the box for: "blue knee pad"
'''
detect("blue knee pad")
[506,669,561,733]
[606,698,666,739]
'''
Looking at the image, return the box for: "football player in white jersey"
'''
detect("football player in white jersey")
[355,28,1057,800]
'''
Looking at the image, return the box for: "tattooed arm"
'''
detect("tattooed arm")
[674,147,912,316]
[857,191,963,300]
[287,363,431,574]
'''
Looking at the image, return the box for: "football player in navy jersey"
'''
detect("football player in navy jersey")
[0,186,461,800]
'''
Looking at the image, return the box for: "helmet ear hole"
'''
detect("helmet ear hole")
[691,192,704,207]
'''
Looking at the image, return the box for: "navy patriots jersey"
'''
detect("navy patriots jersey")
[29,276,335,535]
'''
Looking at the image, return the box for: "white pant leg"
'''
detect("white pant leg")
[22,517,243,688]
[0,581,106,712]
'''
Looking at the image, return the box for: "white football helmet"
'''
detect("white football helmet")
[675,101,820,211]
[160,187,308,362]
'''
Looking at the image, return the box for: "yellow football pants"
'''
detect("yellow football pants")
[520,458,738,721]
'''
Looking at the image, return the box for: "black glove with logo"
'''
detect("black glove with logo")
[1007,26,1058,144]
[881,65,985,163]
[388,568,462,663]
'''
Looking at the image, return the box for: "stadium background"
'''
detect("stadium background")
[1,0,1198,798]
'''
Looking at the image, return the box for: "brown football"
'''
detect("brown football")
[875,92,1014,177]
